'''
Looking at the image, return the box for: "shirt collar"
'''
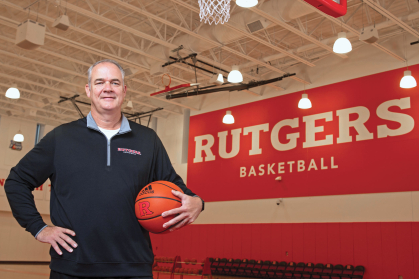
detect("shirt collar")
[87,111,131,134]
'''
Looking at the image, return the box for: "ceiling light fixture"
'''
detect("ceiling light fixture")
[209,73,224,85]
[223,91,234,124]
[298,93,312,109]
[217,73,224,84]
[236,0,258,8]
[400,70,417,89]
[333,32,352,54]
[13,130,24,142]
[223,110,235,124]
[5,84,20,99]
[228,65,243,83]
[400,33,416,89]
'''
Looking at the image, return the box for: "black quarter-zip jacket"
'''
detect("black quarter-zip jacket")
[5,113,197,277]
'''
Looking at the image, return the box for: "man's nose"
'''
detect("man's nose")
[103,81,113,91]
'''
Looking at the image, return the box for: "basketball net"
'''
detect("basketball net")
[198,0,231,25]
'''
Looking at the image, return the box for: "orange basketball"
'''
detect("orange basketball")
[135,181,183,234]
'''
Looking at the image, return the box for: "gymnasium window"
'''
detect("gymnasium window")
[35,124,45,146]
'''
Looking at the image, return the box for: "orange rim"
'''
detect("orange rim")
[162,73,171,87]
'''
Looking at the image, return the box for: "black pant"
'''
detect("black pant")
[50,270,153,279]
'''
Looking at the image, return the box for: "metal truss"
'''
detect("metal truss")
[296,0,406,62]
[363,0,419,38]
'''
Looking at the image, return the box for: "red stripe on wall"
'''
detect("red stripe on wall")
[396,223,415,279]
[315,223,328,264]
[303,223,316,263]
[340,223,354,268]
[151,222,419,279]
[413,222,419,277]
[381,223,398,279]
[366,223,383,279]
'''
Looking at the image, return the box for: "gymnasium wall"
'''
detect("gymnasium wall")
[152,33,419,279]
[0,116,54,261]
[0,32,418,279]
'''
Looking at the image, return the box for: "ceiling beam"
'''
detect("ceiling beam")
[1,1,282,94]
[112,0,316,67]
[0,51,185,113]
[363,0,419,38]
[296,0,406,62]
[0,5,203,101]
[0,30,197,112]
[0,97,75,122]
[1,82,88,116]
[0,110,66,126]
[0,58,179,116]
[58,0,308,84]
[238,1,348,59]
[0,101,72,123]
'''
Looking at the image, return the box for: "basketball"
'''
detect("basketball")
[135,181,183,234]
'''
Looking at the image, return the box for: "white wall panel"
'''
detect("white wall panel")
[195,191,418,224]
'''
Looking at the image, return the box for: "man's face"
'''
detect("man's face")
[85,62,127,114]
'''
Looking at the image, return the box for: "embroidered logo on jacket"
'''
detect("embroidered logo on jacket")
[118,148,141,155]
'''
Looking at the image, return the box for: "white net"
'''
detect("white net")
[198,0,231,25]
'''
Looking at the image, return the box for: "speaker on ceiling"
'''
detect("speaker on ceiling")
[359,26,379,44]
[52,15,70,31]
[15,20,46,50]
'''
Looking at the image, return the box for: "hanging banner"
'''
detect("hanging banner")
[187,66,419,202]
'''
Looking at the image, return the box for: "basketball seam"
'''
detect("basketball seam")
[137,215,161,221]
[153,226,172,234]
[152,181,184,193]
[135,196,181,203]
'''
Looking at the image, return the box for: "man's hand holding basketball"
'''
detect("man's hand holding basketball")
[36,226,78,255]
[161,190,202,232]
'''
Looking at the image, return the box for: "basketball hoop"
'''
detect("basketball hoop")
[198,0,231,25]
[151,73,200,97]
[162,73,172,88]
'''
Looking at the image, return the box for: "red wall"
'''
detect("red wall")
[158,66,419,279]
[151,222,419,279]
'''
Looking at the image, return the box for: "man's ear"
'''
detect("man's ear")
[85,84,91,98]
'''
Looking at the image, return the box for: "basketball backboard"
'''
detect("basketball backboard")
[303,0,347,18]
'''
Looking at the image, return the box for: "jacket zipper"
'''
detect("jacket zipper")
[107,131,130,166]
[89,127,130,167]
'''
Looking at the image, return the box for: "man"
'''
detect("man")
[5,59,204,278]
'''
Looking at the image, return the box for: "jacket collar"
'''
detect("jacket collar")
[87,111,131,133]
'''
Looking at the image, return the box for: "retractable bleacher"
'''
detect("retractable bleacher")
[153,255,364,279]
[259,260,271,277]
[293,262,305,278]
[229,259,241,276]
[302,263,314,279]
[236,259,248,276]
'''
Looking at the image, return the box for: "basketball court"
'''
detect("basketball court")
[1,0,419,278]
